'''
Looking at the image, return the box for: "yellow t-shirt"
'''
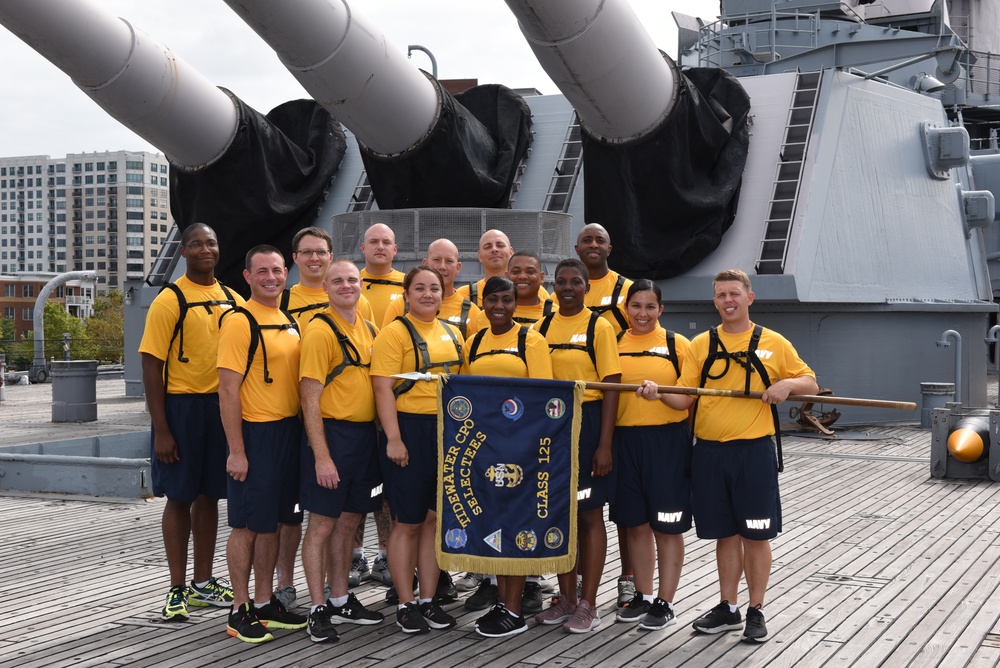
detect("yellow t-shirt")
[138,275,245,394]
[381,290,482,338]
[533,308,621,402]
[285,283,374,333]
[299,307,377,422]
[473,298,557,332]
[678,324,815,442]
[218,299,302,422]
[617,327,690,427]
[586,271,633,335]
[371,314,465,415]
[458,280,549,308]
[463,325,553,380]
[360,268,405,326]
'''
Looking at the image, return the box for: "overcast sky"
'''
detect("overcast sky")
[0,0,720,159]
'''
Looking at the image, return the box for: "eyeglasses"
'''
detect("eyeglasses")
[295,249,331,257]
[185,240,218,250]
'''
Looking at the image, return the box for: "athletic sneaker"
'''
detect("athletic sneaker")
[161,585,189,621]
[227,602,273,643]
[616,593,651,622]
[324,584,332,602]
[307,604,339,643]
[328,592,384,625]
[464,580,499,611]
[385,586,399,606]
[436,570,459,602]
[743,606,769,642]
[420,601,457,629]
[189,577,235,608]
[534,595,577,625]
[550,578,582,607]
[455,572,484,591]
[692,601,743,634]
[348,554,370,588]
[536,575,555,594]
[371,555,393,586]
[617,576,636,608]
[396,601,429,634]
[521,581,544,615]
[475,604,527,638]
[563,599,600,634]
[639,598,676,630]
[272,584,296,610]
[256,594,308,630]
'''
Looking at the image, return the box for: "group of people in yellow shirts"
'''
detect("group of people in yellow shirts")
[138,219,816,646]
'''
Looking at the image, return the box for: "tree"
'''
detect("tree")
[0,317,15,367]
[84,291,125,363]
[39,300,88,362]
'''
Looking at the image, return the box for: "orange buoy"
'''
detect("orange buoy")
[947,415,990,463]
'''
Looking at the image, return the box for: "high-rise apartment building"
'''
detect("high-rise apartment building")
[0,150,173,292]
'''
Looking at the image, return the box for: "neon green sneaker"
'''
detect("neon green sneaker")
[161,585,189,621]
[189,577,234,608]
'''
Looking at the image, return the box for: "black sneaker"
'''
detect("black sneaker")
[475,604,527,638]
[743,605,769,642]
[420,601,457,629]
[307,605,339,643]
[385,586,399,605]
[396,601,430,634]
[257,594,308,630]
[464,580,499,611]
[435,570,459,603]
[227,602,274,643]
[520,581,544,615]
[639,598,676,630]
[692,601,742,634]
[616,593,651,622]
[328,593,384,625]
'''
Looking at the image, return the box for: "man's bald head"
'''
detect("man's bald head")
[361,223,397,271]
[478,229,514,277]
[424,238,462,290]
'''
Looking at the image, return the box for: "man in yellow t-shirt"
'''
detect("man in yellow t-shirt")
[576,223,633,335]
[382,239,482,338]
[359,223,405,325]
[139,222,242,621]
[458,229,550,311]
[298,260,384,639]
[660,269,817,644]
[218,245,306,643]
[355,223,403,590]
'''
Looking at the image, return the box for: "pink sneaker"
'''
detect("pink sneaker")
[563,600,601,634]
[534,595,577,625]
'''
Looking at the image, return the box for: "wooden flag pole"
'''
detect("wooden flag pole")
[391,373,916,411]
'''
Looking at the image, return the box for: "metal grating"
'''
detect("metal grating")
[348,171,376,212]
[331,208,572,263]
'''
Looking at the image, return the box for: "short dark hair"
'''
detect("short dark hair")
[626,278,661,303]
[482,275,515,299]
[403,265,444,292]
[509,249,541,267]
[554,258,588,283]
[292,227,333,253]
[245,244,283,271]
[181,222,215,245]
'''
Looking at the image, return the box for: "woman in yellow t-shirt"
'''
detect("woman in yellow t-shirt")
[462,276,553,638]
[613,279,692,631]
[371,266,464,634]
[533,258,621,634]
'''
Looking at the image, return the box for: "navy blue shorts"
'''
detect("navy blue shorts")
[691,436,782,540]
[227,417,303,533]
[380,412,437,525]
[301,419,381,518]
[611,422,692,534]
[578,400,615,512]
[151,393,227,502]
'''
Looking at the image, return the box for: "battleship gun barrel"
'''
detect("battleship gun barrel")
[219,0,438,157]
[0,0,238,169]
[503,0,675,142]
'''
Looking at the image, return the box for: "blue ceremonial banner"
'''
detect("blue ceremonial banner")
[436,375,583,575]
